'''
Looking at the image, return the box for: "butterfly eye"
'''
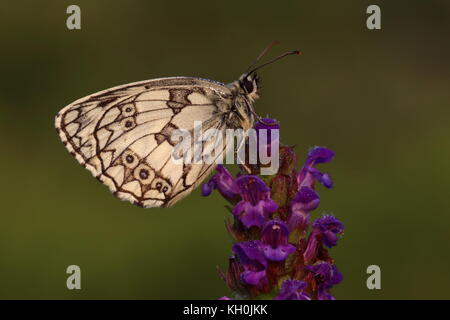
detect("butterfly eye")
[242,78,254,93]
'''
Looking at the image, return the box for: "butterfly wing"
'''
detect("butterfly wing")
[55,77,233,208]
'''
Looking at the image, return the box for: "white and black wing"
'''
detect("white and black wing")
[55,77,233,207]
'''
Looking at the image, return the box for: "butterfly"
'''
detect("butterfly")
[55,43,300,208]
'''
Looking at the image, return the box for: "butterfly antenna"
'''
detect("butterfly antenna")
[246,41,281,73]
[247,50,302,76]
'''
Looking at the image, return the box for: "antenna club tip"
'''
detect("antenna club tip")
[295,51,303,56]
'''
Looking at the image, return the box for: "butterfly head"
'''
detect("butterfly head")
[236,46,301,103]
[238,73,261,103]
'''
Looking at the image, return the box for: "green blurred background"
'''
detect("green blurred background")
[0,0,449,299]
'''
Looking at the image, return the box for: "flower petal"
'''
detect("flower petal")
[201,180,214,196]
[309,168,333,189]
[292,187,320,210]
[232,201,247,217]
[214,165,240,199]
[306,147,335,165]
[306,262,343,289]
[262,199,278,214]
[232,240,267,268]
[239,203,268,228]
[261,243,296,261]
[275,280,310,300]
[312,215,345,248]
[241,270,267,286]
[235,175,271,204]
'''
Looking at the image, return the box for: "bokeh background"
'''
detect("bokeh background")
[0,0,449,299]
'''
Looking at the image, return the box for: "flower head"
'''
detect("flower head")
[312,215,345,248]
[293,186,320,211]
[306,262,343,289]
[232,241,267,286]
[288,186,320,231]
[306,262,342,300]
[297,146,334,189]
[232,175,278,228]
[202,165,239,202]
[212,122,344,300]
[274,280,310,300]
[260,220,296,261]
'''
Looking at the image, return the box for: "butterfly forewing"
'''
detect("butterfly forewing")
[55,77,234,208]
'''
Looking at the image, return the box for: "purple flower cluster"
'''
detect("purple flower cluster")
[203,118,344,300]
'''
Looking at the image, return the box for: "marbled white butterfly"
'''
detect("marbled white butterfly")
[55,43,299,207]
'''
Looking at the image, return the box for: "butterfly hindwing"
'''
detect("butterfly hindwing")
[55,77,233,207]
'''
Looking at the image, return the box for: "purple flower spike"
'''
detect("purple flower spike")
[312,215,344,248]
[260,220,296,261]
[232,175,278,228]
[297,146,334,189]
[202,165,239,201]
[274,280,310,300]
[210,130,344,299]
[288,187,320,231]
[232,241,268,286]
[306,262,343,289]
